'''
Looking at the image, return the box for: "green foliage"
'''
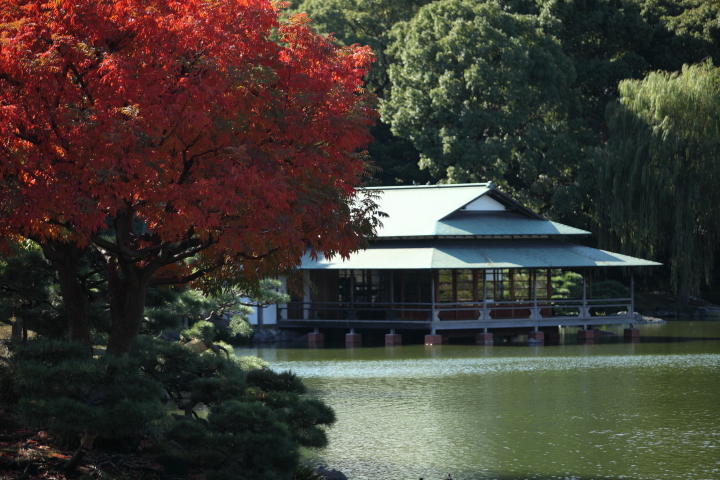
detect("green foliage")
[591,280,629,299]
[294,465,326,480]
[289,0,432,97]
[552,272,630,300]
[132,336,243,409]
[128,337,333,479]
[245,369,334,448]
[182,320,218,343]
[552,271,584,300]
[551,271,582,316]
[8,334,334,477]
[640,0,720,72]
[12,339,165,445]
[228,315,254,342]
[246,368,307,394]
[292,0,720,215]
[0,241,226,343]
[0,242,273,344]
[144,287,207,335]
[536,0,652,126]
[0,244,65,339]
[294,467,325,480]
[235,355,269,371]
[146,279,288,345]
[599,61,720,302]
[383,0,589,218]
[167,401,299,480]
[590,279,631,315]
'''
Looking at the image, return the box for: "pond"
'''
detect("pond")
[235,320,720,480]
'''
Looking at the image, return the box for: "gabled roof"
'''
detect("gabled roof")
[365,183,589,238]
[301,239,662,270]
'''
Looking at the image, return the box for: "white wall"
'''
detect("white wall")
[245,303,278,326]
[244,276,287,326]
[463,195,506,211]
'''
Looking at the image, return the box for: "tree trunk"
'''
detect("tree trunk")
[41,242,92,351]
[63,431,96,471]
[105,260,150,357]
[10,316,22,342]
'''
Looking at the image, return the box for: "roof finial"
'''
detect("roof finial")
[487,180,495,189]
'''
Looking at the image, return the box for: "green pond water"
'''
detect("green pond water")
[235,320,720,480]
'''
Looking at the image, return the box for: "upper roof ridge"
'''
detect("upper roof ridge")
[359,182,589,237]
[364,182,491,191]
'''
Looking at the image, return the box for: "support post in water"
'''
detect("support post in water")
[529,325,544,343]
[346,328,362,347]
[386,328,402,346]
[578,325,595,343]
[476,329,493,345]
[308,327,325,346]
[624,324,640,342]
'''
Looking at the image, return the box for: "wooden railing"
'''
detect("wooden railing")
[277,298,633,322]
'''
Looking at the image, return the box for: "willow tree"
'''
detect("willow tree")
[598,61,720,302]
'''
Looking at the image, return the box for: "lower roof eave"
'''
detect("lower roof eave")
[301,239,661,270]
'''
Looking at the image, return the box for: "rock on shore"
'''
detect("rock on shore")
[633,312,666,324]
[252,328,302,343]
[315,465,349,480]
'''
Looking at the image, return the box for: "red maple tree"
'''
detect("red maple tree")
[0,0,379,355]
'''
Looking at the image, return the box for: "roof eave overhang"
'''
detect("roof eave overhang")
[376,234,586,240]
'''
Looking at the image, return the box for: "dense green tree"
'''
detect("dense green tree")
[598,61,720,302]
[506,0,719,131]
[291,0,720,193]
[8,336,334,478]
[134,337,335,480]
[535,0,652,131]
[0,244,61,341]
[0,243,109,342]
[639,0,720,72]
[11,339,165,468]
[382,0,592,217]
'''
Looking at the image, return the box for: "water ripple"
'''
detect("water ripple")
[271,353,720,379]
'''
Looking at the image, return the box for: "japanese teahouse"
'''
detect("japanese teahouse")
[275,183,660,346]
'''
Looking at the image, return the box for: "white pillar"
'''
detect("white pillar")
[389,270,394,306]
[529,272,541,320]
[479,269,489,320]
[630,270,635,316]
[581,273,589,318]
[303,272,311,320]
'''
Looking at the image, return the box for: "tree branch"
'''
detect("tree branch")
[163,237,218,265]
[149,263,223,286]
[90,235,122,256]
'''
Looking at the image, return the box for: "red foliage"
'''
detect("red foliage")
[0,0,378,285]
